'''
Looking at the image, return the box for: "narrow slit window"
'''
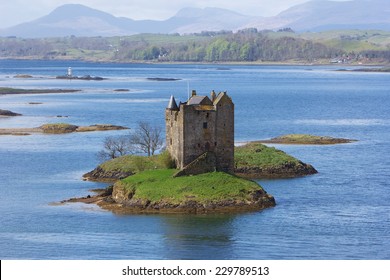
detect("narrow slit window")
[203,122,208,129]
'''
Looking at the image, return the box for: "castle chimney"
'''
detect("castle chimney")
[191,90,197,97]
[210,90,216,102]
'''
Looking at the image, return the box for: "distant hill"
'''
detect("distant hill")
[0,1,389,38]
[0,4,259,38]
[0,4,136,37]
[244,0,390,31]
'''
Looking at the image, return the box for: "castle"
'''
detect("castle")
[165,90,234,176]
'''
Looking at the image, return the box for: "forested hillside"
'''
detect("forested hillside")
[1,29,390,63]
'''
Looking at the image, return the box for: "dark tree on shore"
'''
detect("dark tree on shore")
[98,122,164,161]
[98,135,131,161]
[129,121,164,157]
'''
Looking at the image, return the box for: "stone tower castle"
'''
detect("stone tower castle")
[165,90,234,175]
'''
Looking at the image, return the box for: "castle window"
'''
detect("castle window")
[206,113,209,118]
[170,139,173,145]
[203,122,208,129]
[214,142,217,146]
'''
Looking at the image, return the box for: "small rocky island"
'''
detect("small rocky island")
[0,87,80,95]
[258,134,357,145]
[56,75,104,81]
[65,92,359,214]
[83,142,317,182]
[0,109,22,117]
[75,169,275,214]
[71,91,315,214]
[0,123,128,136]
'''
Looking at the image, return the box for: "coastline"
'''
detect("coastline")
[0,57,387,67]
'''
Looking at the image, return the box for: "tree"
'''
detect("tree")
[129,121,164,156]
[98,135,131,161]
[97,122,164,161]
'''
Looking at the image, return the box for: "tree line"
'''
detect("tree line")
[115,32,341,62]
[1,31,389,63]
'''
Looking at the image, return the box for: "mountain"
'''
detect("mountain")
[1,1,389,38]
[0,4,260,38]
[167,7,261,34]
[243,0,390,31]
[0,4,136,37]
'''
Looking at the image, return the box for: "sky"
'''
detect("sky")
[0,0,353,28]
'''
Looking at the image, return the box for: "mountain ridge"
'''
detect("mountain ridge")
[0,1,389,38]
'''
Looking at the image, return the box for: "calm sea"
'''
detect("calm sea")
[0,60,389,259]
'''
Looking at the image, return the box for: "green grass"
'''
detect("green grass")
[39,123,78,133]
[116,169,263,204]
[301,30,390,52]
[261,134,355,144]
[100,151,175,174]
[234,142,300,168]
[99,143,302,175]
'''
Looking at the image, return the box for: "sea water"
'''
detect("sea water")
[0,60,389,259]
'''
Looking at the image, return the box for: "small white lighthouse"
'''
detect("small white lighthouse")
[67,67,72,77]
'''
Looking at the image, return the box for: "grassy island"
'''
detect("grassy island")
[78,142,317,214]
[0,123,128,135]
[258,134,356,145]
[100,169,275,213]
[0,87,80,95]
[234,142,317,178]
[84,143,317,181]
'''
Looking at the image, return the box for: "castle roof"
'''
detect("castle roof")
[213,91,232,105]
[187,95,213,106]
[167,95,179,110]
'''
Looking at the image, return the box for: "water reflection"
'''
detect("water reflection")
[160,214,237,259]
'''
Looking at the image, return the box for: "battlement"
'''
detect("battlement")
[165,90,234,174]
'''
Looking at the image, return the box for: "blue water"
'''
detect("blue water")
[0,60,389,259]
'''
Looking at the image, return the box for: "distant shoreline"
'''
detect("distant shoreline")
[0,87,80,95]
[0,57,387,67]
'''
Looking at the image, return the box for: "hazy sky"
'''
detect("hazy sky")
[0,0,353,28]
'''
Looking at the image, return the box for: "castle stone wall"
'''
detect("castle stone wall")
[166,91,234,174]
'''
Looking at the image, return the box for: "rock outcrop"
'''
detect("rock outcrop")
[234,161,318,179]
[83,166,133,182]
[0,109,22,116]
